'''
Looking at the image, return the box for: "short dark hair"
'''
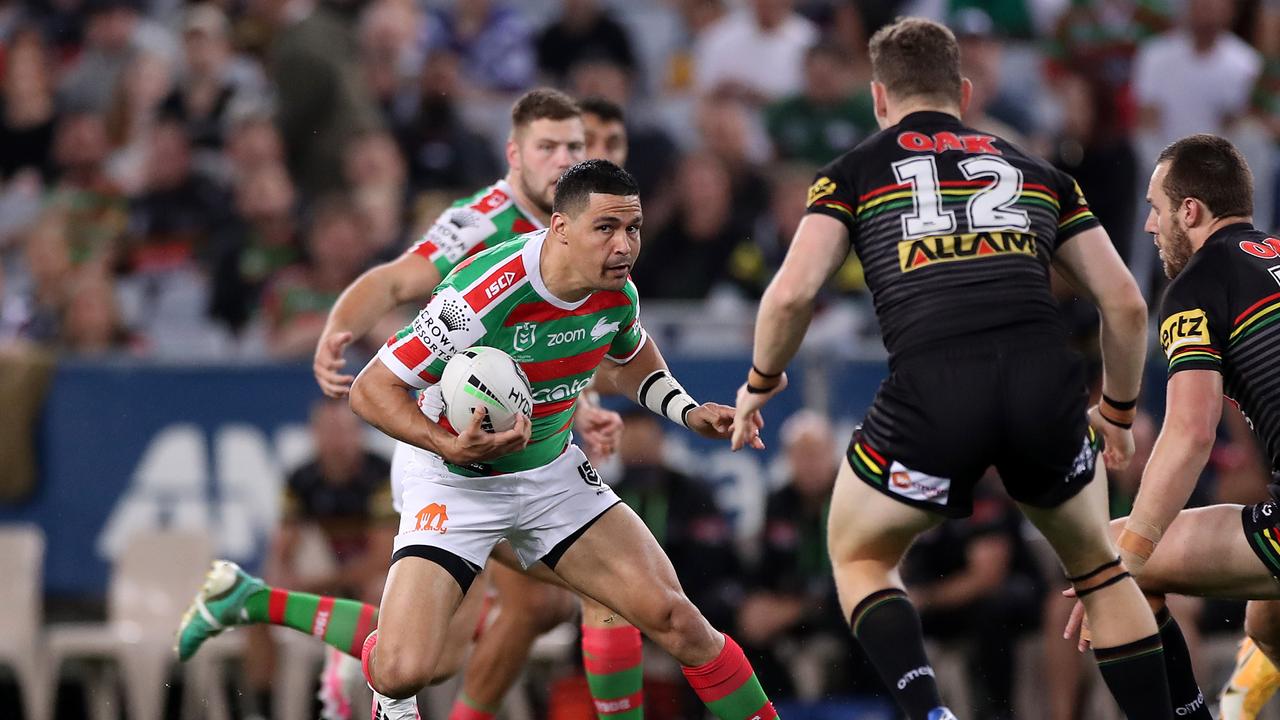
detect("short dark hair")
[868,17,962,105]
[1156,134,1253,218]
[578,96,625,125]
[511,88,580,131]
[552,159,639,216]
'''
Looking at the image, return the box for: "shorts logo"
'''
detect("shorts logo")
[898,232,1036,273]
[1065,433,1097,484]
[513,322,537,352]
[1159,309,1209,357]
[577,460,602,487]
[414,502,449,533]
[807,176,837,206]
[885,462,950,504]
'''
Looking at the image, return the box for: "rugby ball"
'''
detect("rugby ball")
[439,346,533,433]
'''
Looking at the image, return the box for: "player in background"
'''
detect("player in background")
[352,159,777,720]
[176,93,653,720]
[730,17,1175,720]
[1054,135,1280,720]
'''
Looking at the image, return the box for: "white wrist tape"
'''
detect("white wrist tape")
[637,370,697,428]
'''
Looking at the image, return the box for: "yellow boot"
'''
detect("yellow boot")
[1221,636,1280,719]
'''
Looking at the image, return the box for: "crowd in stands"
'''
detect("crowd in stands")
[0,0,1273,361]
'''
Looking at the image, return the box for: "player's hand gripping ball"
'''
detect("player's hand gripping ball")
[440,347,533,433]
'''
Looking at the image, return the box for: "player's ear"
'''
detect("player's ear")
[871,82,890,129]
[958,78,973,117]
[550,212,569,243]
[505,133,520,170]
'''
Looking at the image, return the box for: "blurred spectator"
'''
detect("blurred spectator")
[104,52,173,194]
[633,152,748,299]
[421,0,534,95]
[696,95,771,226]
[660,0,728,95]
[951,8,1035,144]
[764,40,876,166]
[223,111,285,184]
[1,28,57,183]
[535,0,636,85]
[359,0,423,128]
[209,162,300,333]
[46,111,129,269]
[271,0,383,196]
[245,396,395,719]
[1133,0,1262,148]
[7,212,75,344]
[902,478,1046,720]
[261,195,372,358]
[692,0,816,105]
[124,118,228,273]
[58,268,135,354]
[396,48,501,198]
[568,58,679,200]
[611,407,739,655]
[57,0,176,114]
[160,4,270,156]
[737,410,871,700]
[342,129,406,197]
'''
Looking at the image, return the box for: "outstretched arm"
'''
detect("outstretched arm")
[731,214,850,450]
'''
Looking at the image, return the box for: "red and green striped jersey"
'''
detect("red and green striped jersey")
[379,230,647,474]
[1158,223,1280,471]
[405,179,543,277]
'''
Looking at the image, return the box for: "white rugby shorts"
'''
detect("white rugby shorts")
[393,442,620,570]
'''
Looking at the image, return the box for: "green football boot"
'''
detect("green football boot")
[175,560,266,660]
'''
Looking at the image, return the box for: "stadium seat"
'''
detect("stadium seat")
[0,524,51,720]
[45,528,224,720]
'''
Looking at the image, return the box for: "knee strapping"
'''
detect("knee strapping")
[1068,557,1132,598]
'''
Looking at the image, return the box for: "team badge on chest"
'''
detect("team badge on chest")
[513,322,537,352]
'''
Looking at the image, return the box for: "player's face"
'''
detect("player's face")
[1145,162,1194,278]
[565,192,642,291]
[583,113,628,166]
[512,118,586,215]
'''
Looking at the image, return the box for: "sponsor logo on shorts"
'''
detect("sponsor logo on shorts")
[898,232,1036,273]
[885,462,949,504]
[1065,433,1097,483]
[1175,691,1205,716]
[1160,309,1209,357]
[897,664,935,690]
[414,502,449,533]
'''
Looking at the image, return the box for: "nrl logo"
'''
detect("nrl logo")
[513,322,536,352]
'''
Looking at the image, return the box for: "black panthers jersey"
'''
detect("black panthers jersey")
[1159,223,1280,470]
[806,111,1100,359]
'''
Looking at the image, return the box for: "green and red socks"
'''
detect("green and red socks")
[583,624,645,719]
[447,693,498,720]
[244,586,378,658]
[682,634,777,720]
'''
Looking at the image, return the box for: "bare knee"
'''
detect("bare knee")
[504,585,576,635]
[636,592,718,665]
[371,639,437,699]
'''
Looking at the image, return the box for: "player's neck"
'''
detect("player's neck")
[538,235,593,303]
[504,170,552,226]
[1193,215,1253,249]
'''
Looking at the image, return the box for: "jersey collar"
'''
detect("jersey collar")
[522,229,590,310]
[1204,221,1257,246]
[896,110,964,129]
[496,179,547,230]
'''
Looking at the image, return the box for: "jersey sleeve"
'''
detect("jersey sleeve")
[1159,260,1229,376]
[605,279,648,363]
[376,284,487,388]
[404,205,499,277]
[1051,168,1101,246]
[804,158,857,233]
